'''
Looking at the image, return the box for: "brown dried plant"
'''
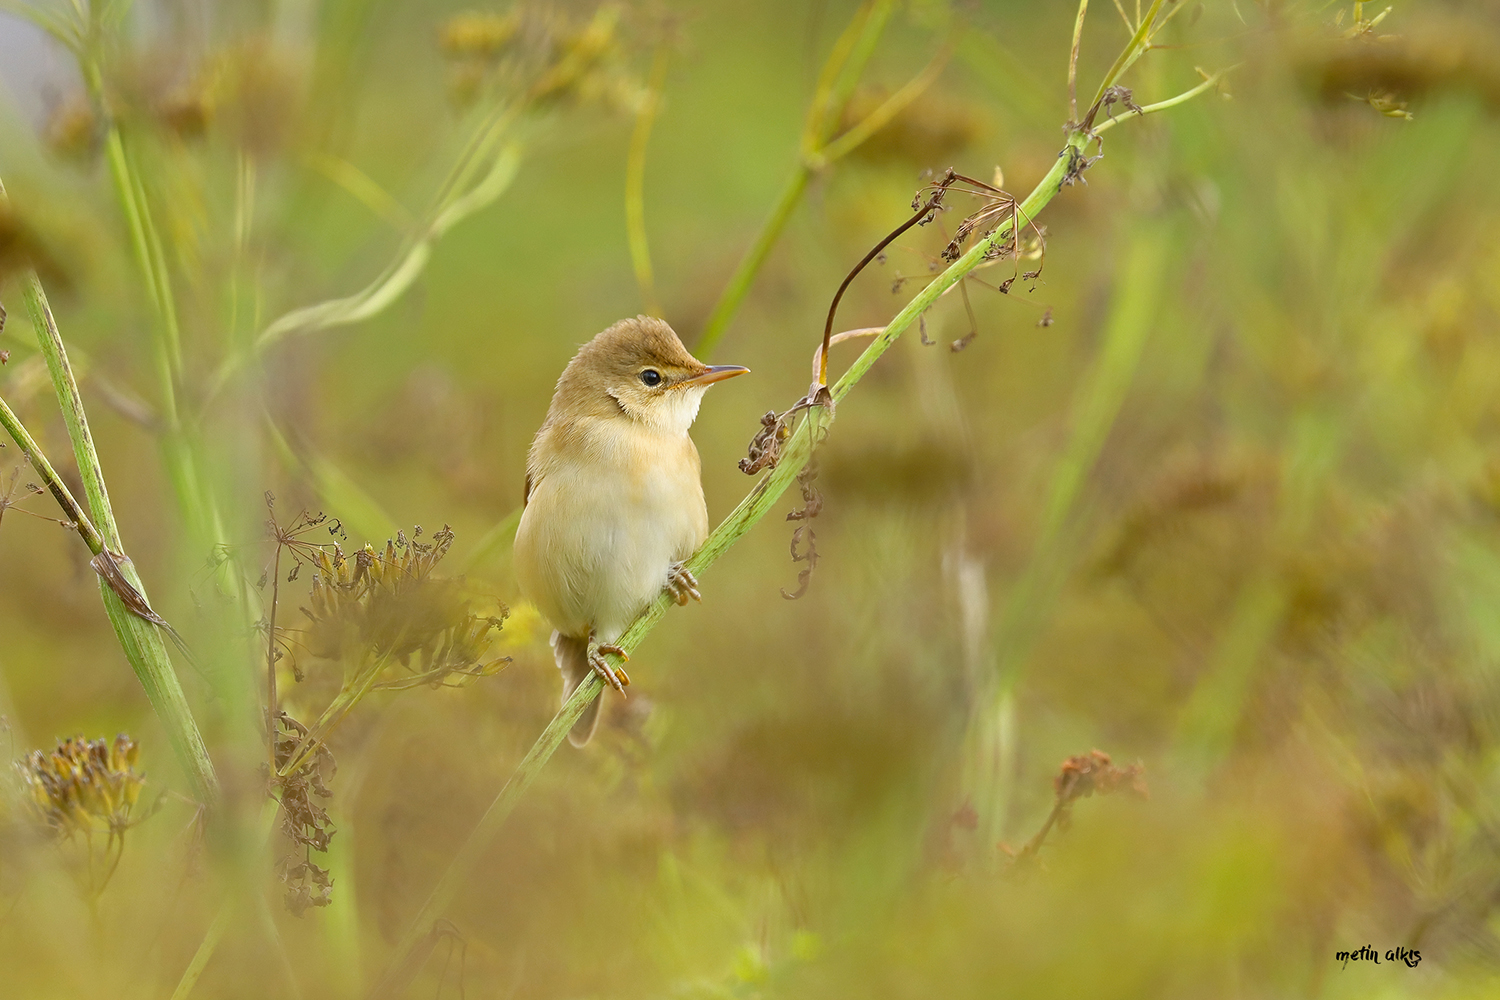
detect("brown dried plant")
[296,526,510,691]
[15,734,160,895]
[1005,750,1148,868]
[0,463,76,534]
[257,498,508,912]
[742,164,1050,596]
[272,713,336,915]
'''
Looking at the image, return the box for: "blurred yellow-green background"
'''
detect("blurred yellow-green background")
[4,0,1500,997]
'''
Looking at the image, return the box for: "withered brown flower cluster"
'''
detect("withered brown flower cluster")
[1052,749,1149,817]
[1005,749,1148,870]
[299,526,510,689]
[16,734,146,840]
[13,734,157,896]
[273,713,336,916]
[262,516,507,914]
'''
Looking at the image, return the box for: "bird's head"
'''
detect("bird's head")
[555,316,749,433]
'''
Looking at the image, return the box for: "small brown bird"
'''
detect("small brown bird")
[514,316,749,745]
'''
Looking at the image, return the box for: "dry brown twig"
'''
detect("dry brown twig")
[744,162,1052,594]
[1005,750,1148,868]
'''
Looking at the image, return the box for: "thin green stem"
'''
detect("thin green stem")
[18,268,219,803]
[101,124,221,559]
[371,126,1096,1000]
[813,0,895,149]
[267,545,281,782]
[626,46,670,317]
[277,644,401,780]
[379,25,1216,992]
[696,0,954,359]
[1085,0,1166,119]
[1068,0,1090,122]
[695,0,898,358]
[816,42,952,167]
[1091,68,1231,135]
[801,0,876,155]
[169,800,280,1000]
[0,392,105,554]
[695,166,811,357]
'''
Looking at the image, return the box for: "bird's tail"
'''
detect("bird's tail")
[552,631,603,747]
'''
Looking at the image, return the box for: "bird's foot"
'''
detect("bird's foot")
[665,562,701,606]
[588,641,630,694]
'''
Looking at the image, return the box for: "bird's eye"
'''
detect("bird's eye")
[639,369,662,387]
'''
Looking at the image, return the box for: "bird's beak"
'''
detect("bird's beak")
[680,365,750,387]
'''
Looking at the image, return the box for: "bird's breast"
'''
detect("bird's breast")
[514,418,708,641]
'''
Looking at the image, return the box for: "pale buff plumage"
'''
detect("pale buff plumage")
[514,316,748,745]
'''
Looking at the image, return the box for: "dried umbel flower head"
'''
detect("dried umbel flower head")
[16,733,147,846]
[1005,749,1149,869]
[1053,749,1148,813]
[300,526,509,689]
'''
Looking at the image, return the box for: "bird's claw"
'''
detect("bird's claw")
[589,642,630,694]
[665,563,701,606]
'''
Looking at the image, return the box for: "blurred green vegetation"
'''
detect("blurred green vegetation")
[3,0,1500,997]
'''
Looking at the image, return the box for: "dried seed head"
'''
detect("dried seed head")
[298,525,509,689]
[16,734,146,839]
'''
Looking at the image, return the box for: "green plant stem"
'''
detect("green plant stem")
[370,113,1120,1000]
[695,0,908,359]
[277,645,399,779]
[1091,69,1229,135]
[0,393,105,554]
[816,43,952,166]
[1068,0,1090,122]
[19,271,220,804]
[100,128,216,542]
[626,46,670,316]
[169,904,232,1000]
[375,57,1228,973]
[1087,0,1167,115]
[694,167,811,358]
[168,799,281,1000]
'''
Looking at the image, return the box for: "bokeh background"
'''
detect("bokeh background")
[4,0,1500,997]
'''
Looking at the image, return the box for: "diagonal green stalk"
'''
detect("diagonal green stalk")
[100,126,218,543]
[370,119,1111,1000]
[694,166,813,358]
[465,0,943,563]
[816,42,952,166]
[626,45,671,316]
[1087,0,1167,114]
[370,42,1230,980]
[0,392,106,555]
[695,0,913,358]
[17,269,219,804]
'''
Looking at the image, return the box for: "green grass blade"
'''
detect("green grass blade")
[21,271,219,803]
